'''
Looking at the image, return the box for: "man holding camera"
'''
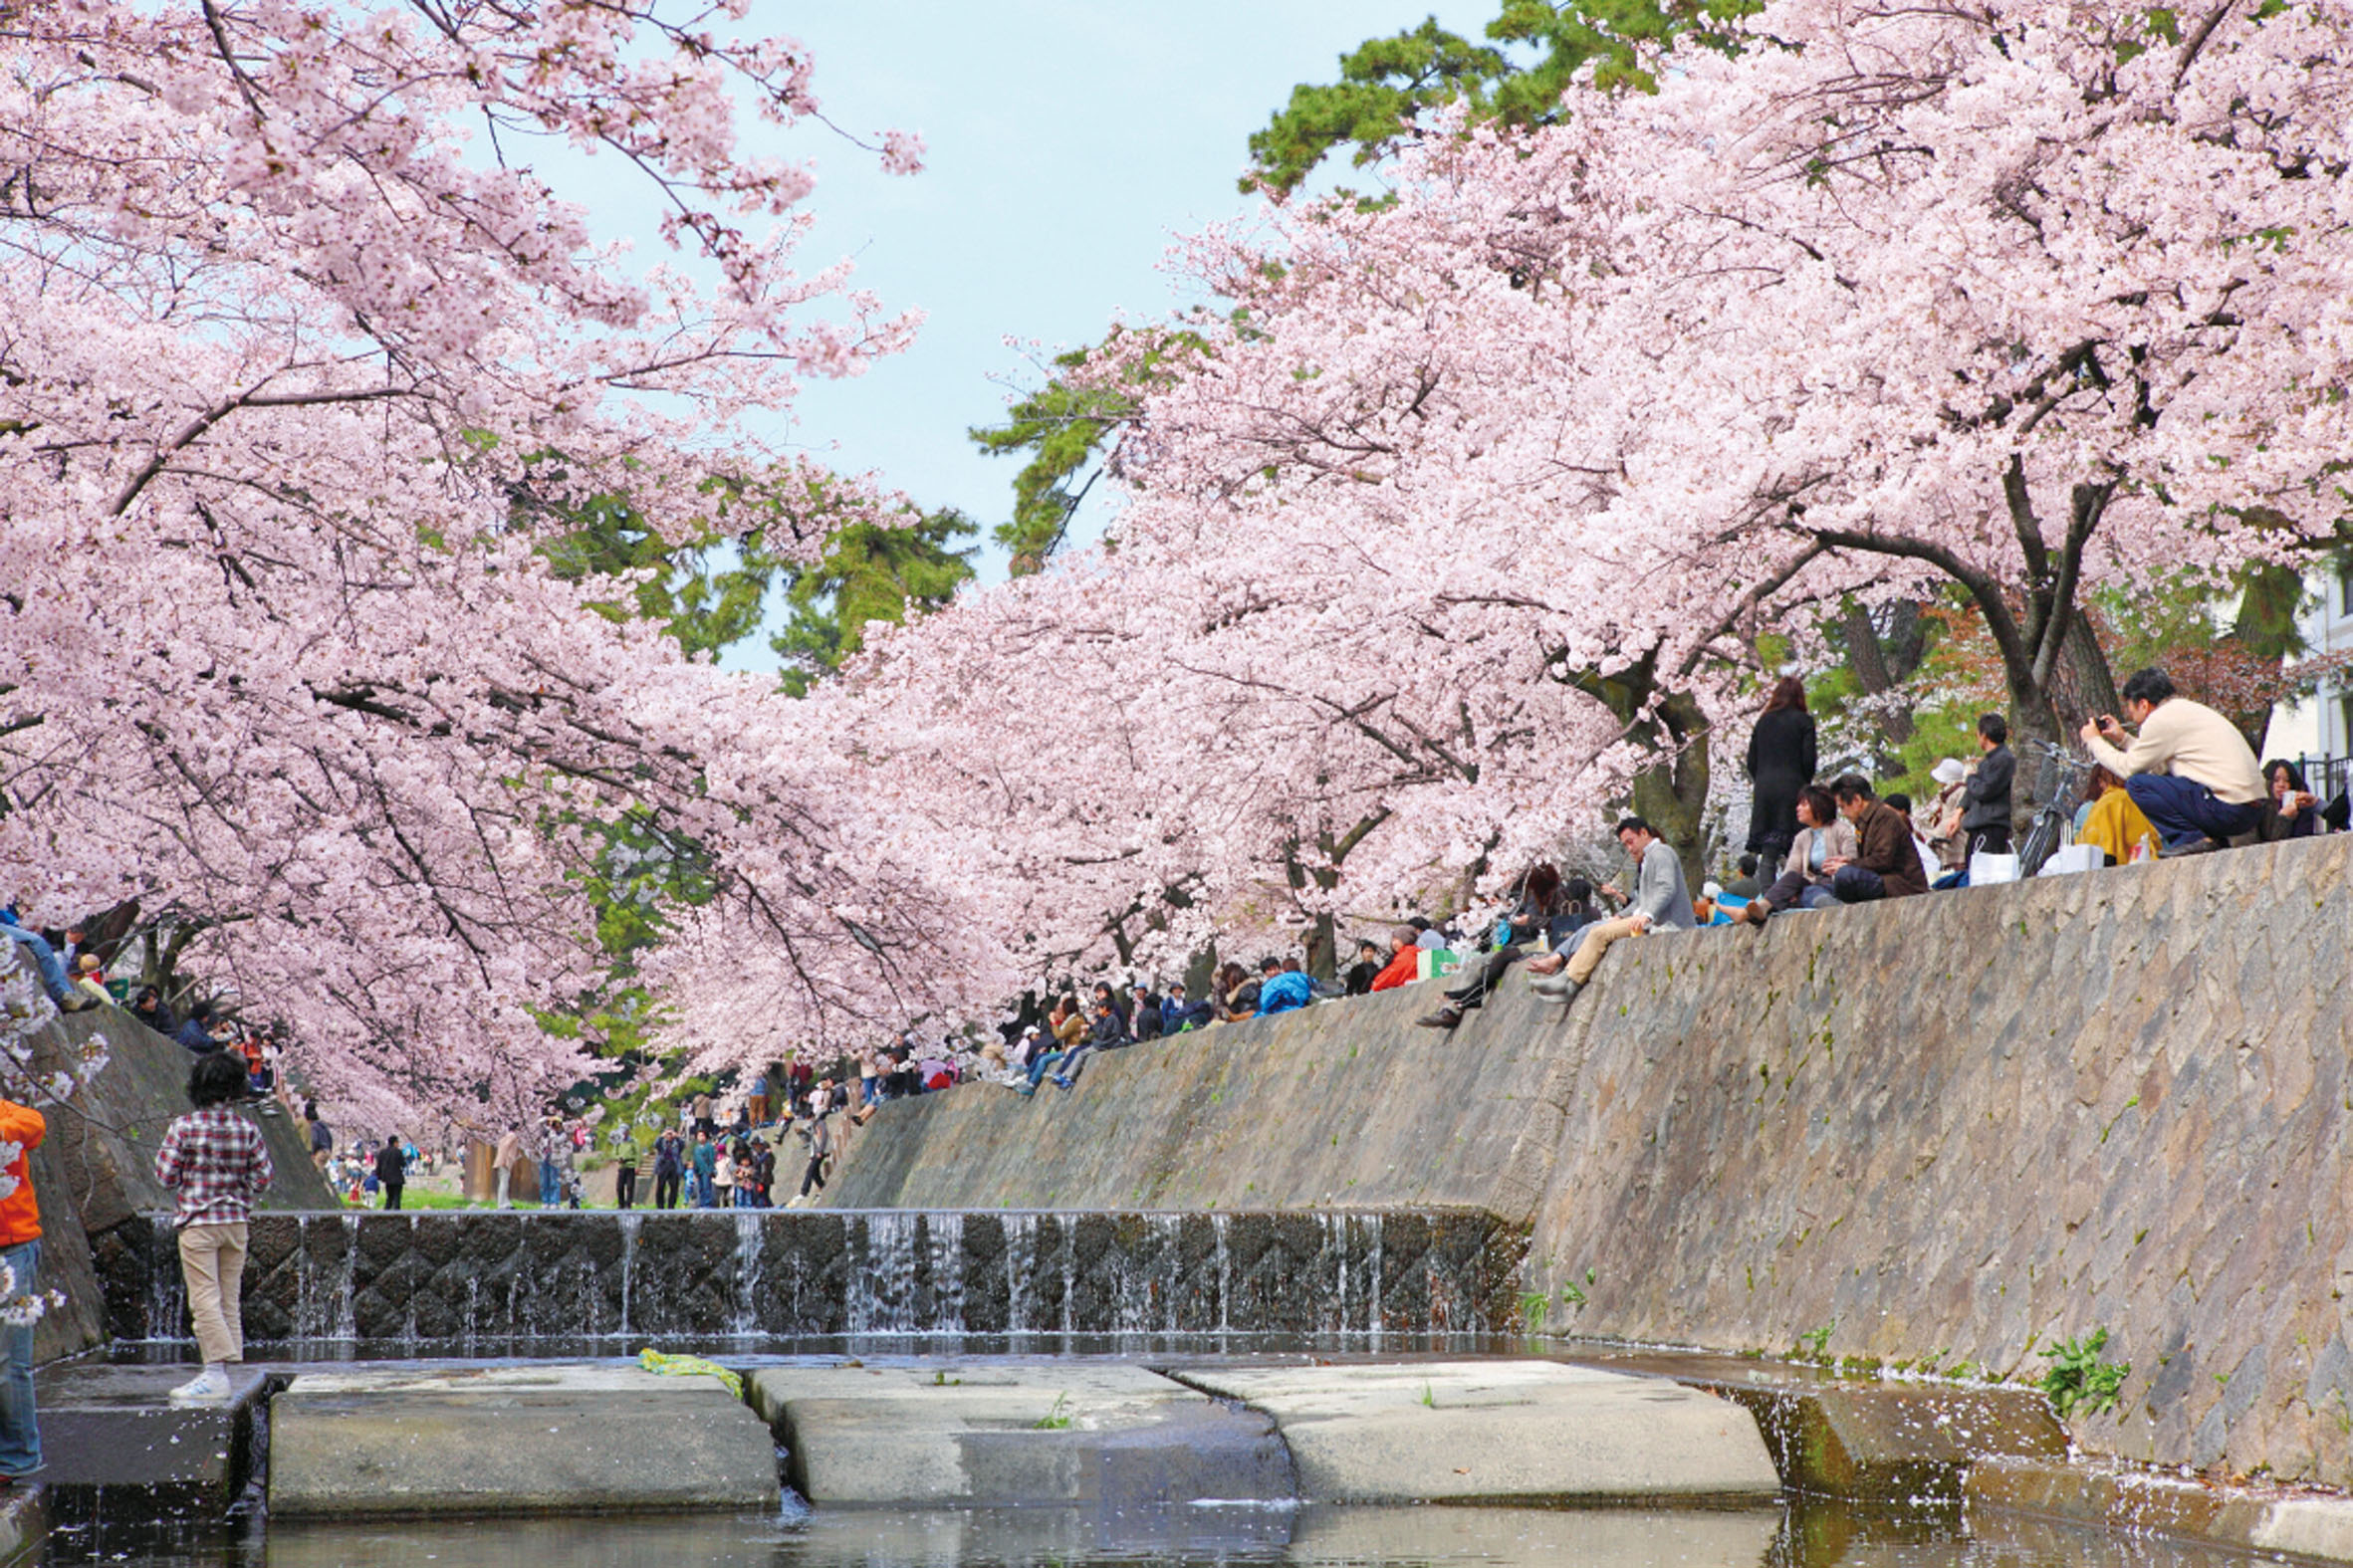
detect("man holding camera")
[2079,668,2265,855]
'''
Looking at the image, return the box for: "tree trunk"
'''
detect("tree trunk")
[1566,655,1713,892]
[2002,606,2116,809]
[1306,911,1336,983]
[1281,843,1342,982]
[1627,691,1713,894]
[1843,600,1925,775]
[2048,615,2119,736]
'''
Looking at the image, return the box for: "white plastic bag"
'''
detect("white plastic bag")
[1970,850,2020,885]
[2035,843,2101,877]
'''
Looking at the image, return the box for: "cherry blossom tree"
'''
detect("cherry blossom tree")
[813,470,1647,990]
[0,0,939,1118]
[1527,0,2353,744]
[817,0,2353,995]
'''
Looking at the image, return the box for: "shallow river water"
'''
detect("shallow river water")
[43,1498,2272,1568]
[45,1341,2278,1568]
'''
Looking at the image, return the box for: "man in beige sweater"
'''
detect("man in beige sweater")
[2080,668,2265,855]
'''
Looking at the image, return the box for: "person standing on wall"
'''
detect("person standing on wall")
[492,1125,522,1209]
[535,1115,562,1207]
[798,1112,833,1202]
[1743,677,1817,881]
[651,1127,683,1211]
[154,1050,274,1404]
[690,1130,718,1209]
[1950,713,2015,861]
[0,1093,48,1482]
[614,1143,638,1211]
[374,1136,406,1211]
[303,1101,332,1172]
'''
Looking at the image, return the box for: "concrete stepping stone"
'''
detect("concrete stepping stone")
[744,1360,1290,1507]
[1170,1360,1778,1503]
[35,1362,270,1513]
[268,1363,777,1517]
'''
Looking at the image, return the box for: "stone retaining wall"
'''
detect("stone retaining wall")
[829,835,2353,1485]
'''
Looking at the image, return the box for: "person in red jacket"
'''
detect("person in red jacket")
[1368,927,1422,992]
[0,1095,47,1480]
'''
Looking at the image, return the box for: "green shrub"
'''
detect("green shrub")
[2039,1328,2130,1418]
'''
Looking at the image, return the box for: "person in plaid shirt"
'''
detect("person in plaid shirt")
[154,1050,274,1404]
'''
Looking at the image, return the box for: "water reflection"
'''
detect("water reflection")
[40,1500,2271,1568]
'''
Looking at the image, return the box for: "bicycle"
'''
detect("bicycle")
[2013,739,2098,877]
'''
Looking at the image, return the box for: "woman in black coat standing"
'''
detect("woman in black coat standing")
[374,1136,407,1212]
[1745,676,1817,877]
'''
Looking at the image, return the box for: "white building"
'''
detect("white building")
[2263,559,2353,769]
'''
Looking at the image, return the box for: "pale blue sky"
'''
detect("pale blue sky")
[753,2,1494,583]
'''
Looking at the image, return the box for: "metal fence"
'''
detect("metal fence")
[2294,753,2351,805]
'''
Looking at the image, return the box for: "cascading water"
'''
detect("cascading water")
[126,1206,1521,1355]
[846,1210,918,1334]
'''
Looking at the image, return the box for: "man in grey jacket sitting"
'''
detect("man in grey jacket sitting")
[1529,817,1693,1008]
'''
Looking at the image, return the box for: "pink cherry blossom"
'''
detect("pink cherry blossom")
[0,1,933,1120]
[736,0,2353,1018]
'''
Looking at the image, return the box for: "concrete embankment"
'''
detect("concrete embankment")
[50,1354,1771,1519]
[35,1363,271,1513]
[826,834,2353,1486]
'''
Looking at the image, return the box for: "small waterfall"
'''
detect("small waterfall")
[1115,1215,1179,1334]
[616,1212,639,1339]
[1336,1222,1355,1335]
[332,1214,357,1340]
[400,1214,420,1344]
[1002,1213,1036,1332]
[732,1211,764,1336]
[1212,1213,1232,1334]
[922,1212,963,1333]
[118,1205,1524,1352]
[146,1219,186,1341]
[848,1211,920,1334]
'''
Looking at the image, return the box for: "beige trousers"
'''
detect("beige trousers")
[1563,915,1644,987]
[177,1222,249,1366]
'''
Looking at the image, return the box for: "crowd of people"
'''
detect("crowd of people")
[7,665,2344,1245]
[0,662,2330,1462]
[943,663,2351,1059]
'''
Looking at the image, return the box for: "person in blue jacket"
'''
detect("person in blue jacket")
[1255,957,1313,1016]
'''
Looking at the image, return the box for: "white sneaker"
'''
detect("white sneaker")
[167,1366,232,1404]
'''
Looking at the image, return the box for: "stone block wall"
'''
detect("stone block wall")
[1531,833,2353,1486]
[822,980,1565,1217]
[830,836,2353,1484]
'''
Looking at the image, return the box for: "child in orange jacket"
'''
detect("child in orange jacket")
[0,1095,47,1479]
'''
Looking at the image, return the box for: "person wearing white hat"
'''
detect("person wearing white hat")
[1924,757,1973,877]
